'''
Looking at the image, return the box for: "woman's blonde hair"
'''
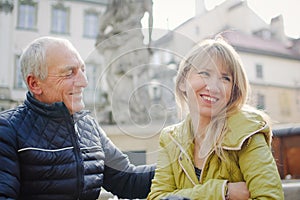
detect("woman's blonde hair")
[175,36,250,159]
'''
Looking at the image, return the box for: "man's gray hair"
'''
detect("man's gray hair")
[20,36,74,88]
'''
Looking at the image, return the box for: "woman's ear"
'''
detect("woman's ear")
[178,78,186,92]
[27,74,42,95]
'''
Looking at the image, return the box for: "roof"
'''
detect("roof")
[221,31,300,60]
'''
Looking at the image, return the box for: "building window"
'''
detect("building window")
[148,80,161,101]
[163,52,172,63]
[297,90,300,112]
[257,93,265,110]
[85,63,97,91]
[279,92,291,116]
[84,63,99,103]
[124,150,146,165]
[51,4,70,34]
[17,0,37,30]
[14,55,26,89]
[195,26,200,35]
[84,11,99,38]
[255,64,263,79]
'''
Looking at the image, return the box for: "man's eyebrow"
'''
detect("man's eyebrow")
[59,65,81,72]
[48,64,85,76]
[64,65,77,70]
[47,65,75,77]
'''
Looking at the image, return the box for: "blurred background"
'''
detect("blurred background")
[1,0,300,198]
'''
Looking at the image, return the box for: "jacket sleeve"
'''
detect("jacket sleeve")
[238,133,284,199]
[148,131,228,200]
[99,128,155,199]
[0,117,20,199]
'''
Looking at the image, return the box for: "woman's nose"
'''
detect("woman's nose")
[205,78,221,93]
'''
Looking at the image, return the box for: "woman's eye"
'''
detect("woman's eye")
[222,76,231,82]
[198,71,210,77]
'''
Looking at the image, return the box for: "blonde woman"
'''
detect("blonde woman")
[148,37,284,200]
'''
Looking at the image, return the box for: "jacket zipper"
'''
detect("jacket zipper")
[69,115,83,199]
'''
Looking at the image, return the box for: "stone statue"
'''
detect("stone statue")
[96,0,154,125]
[97,0,153,47]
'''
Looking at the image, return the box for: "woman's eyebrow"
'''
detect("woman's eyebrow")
[193,66,210,71]
[221,72,231,76]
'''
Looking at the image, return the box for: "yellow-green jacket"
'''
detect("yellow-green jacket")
[148,109,284,200]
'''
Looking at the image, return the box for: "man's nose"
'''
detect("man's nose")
[74,69,88,87]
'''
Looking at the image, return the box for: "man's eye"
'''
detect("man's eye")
[65,70,74,77]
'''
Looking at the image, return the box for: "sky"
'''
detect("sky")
[150,0,300,39]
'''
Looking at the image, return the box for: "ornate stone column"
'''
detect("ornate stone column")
[0,0,14,86]
[0,0,14,14]
[0,0,14,110]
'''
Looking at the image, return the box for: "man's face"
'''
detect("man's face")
[35,43,88,114]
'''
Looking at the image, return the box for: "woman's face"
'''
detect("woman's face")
[180,59,233,120]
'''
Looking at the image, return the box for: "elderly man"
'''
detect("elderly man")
[0,36,154,200]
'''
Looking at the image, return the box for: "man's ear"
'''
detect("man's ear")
[27,74,42,95]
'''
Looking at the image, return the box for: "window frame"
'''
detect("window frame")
[17,0,38,30]
[255,63,264,79]
[83,10,99,39]
[14,55,27,89]
[257,93,265,110]
[51,3,70,35]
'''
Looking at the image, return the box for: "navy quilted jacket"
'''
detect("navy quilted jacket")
[0,92,155,200]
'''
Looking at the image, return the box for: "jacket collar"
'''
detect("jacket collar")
[170,115,194,145]
[171,108,271,151]
[168,116,198,185]
[24,91,89,120]
[168,108,271,185]
[222,107,271,150]
[168,115,195,161]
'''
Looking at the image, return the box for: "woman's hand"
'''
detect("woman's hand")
[227,182,250,200]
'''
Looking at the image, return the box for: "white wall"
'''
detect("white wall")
[241,53,300,87]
